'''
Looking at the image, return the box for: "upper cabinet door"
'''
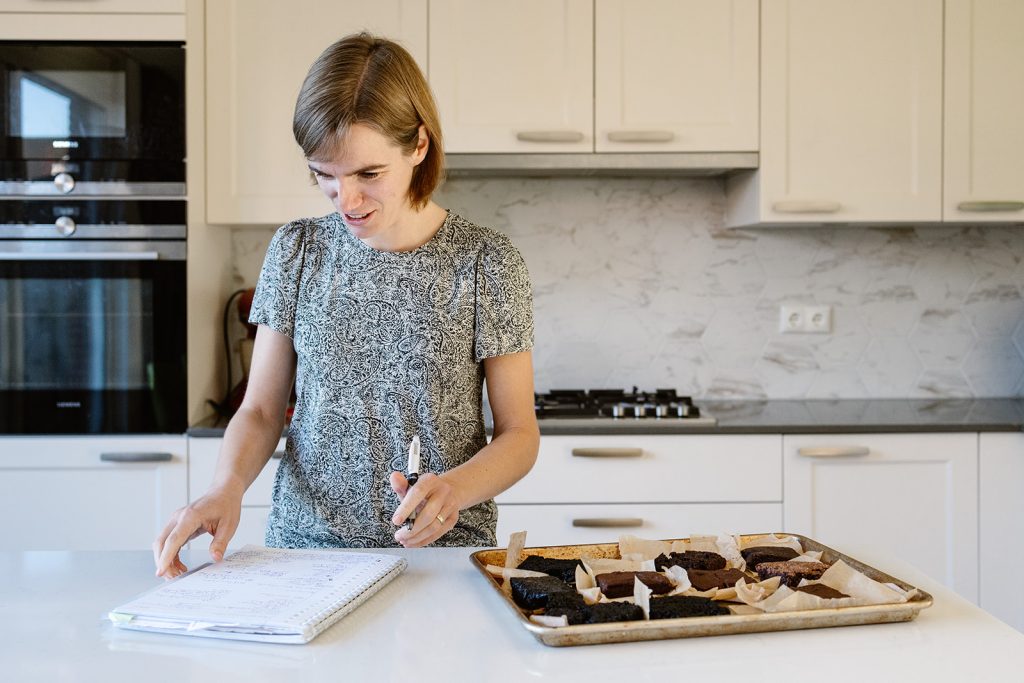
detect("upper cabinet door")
[594,0,758,153]
[205,0,427,225]
[429,0,593,153]
[944,0,1024,222]
[753,0,943,225]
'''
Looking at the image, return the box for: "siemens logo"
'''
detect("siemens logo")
[52,140,79,149]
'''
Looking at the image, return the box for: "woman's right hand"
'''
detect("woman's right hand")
[152,485,243,580]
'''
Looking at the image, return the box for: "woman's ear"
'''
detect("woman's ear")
[411,124,429,166]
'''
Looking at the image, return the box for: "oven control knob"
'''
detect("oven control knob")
[55,216,76,237]
[53,172,76,194]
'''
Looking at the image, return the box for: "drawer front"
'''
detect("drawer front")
[497,435,781,504]
[0,436,186,551]
[496,503,783,547]
[188,437,284,507]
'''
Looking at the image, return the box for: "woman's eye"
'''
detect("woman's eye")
[360,172,380,180]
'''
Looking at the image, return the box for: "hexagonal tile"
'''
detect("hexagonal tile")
[753,228,826,279]
[963,339,1024,397]
[916,369,972,398]
[909,309,976,368]
[908,249,977,306]
[701,239,766,298]
[704,370,767,399]
[857,338,924,396]
[806,369,870,398]
[811,304,870,369]
[645,340,717,396]
[755,340,819,398]
[641,287,717,341]
[701,305,766,369]
[858,285,921,336]
[963,277,1024,338]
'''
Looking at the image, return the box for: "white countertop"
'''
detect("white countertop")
[1,546,1021,682]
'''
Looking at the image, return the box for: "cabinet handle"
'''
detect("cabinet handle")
[0,251,160,261]
[956,201,1024,212]
[797,446,870,458]
[100,452,173,463]
[271,450,285,459]
[571,447,643,458]
[772,201,842,213]
[572,517,644,528]
[606,130,675,143]
[515,130,585,143]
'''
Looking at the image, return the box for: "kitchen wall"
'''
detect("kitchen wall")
[231,177,1024,399]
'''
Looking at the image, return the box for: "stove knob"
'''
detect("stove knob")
[632,404,647,419]
[676,402,692,418]
[55,216,76,237]
[53,172,76,194]
[655,404,671,418]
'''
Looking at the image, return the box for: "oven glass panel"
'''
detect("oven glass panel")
[0,259,186,433]
[0,276,152,390]
[11,70,127,139]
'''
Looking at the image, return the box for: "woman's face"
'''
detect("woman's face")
[307,123,428,249]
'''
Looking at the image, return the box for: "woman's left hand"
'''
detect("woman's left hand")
[389,472,460,547]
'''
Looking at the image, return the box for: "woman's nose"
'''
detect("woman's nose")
[338,180,362,213]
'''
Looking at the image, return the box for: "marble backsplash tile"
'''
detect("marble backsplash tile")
[231,177,1024,399]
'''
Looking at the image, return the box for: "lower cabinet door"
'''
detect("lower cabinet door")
[0,436,187,551]
[979,433,1024,633]
[783,433,978,602]
[496,503,783,547]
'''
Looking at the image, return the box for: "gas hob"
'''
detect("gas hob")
[533,388,717,428]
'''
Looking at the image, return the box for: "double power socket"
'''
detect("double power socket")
[779,304,832,334]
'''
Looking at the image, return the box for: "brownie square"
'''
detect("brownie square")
[510,576,575,610]
[654,550,727,571]
[740,545,800,569]
[584,602,645,624]
[649,595,730,620]
[517,555,584,585]
[596,571,674,599]
[755,561,829,588]
[686,568,749,591]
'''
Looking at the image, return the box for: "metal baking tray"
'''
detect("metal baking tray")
[470,533,933,647]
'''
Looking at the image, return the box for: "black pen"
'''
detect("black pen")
[406,435,420,522]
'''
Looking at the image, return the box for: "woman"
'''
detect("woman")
[153,33,539,578]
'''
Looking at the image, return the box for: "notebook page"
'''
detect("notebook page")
[111,545,406,630]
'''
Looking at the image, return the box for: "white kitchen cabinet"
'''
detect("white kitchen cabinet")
[783,433,978,602]
[0,7,184,40]
[496,434,783,545]
[0,436,187,551]
[429,0,593,154]
[944,0,1024,223]
[188,436,284,549]
[979,433,1024,633]
[204,0,427,225]
[594,0,758,154]
[0,1,183,11]
[726,0,944,227]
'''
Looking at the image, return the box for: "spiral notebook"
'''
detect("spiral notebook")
[108,545,407,644]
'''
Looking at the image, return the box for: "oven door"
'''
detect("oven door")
[0,41,184,193]
[0,241,186,434]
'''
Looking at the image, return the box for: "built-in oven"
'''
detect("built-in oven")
[0,199,186,434]
[0,41,185,195]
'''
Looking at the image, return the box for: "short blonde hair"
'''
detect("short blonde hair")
[293,33,444,209]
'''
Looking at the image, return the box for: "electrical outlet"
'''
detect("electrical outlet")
[780,304,832,334]
[779,305,805,333]
[806,305,832,333]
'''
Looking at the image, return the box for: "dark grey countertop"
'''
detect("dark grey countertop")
[187,398,1024,437]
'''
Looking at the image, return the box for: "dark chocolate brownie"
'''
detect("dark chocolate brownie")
[649,595,730,620]
[740,546,800,568]
[584,602,645,624]
[795,583,849,600]
[543,606,587,625]
[755,561,829,588]
[686,568,749,591]
[596,571,674,599]
[545,591,587,609]
[517,555,585,585]
[654,550,727,571]
[510,576,576,610]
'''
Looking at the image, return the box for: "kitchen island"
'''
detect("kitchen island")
[2,546,1021,682]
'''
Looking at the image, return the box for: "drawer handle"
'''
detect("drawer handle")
[515,130,585,143]
[271,450,285,459]
[956,201,1024,212]
[571,447,643,458]
[100,452,173,463]
[572,517,644,528]
[772,201,842,213]
[606,130,675,143]
[797,446,870,458]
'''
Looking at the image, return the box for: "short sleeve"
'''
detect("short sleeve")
[474,234,534,361]
[249,221,308,338]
